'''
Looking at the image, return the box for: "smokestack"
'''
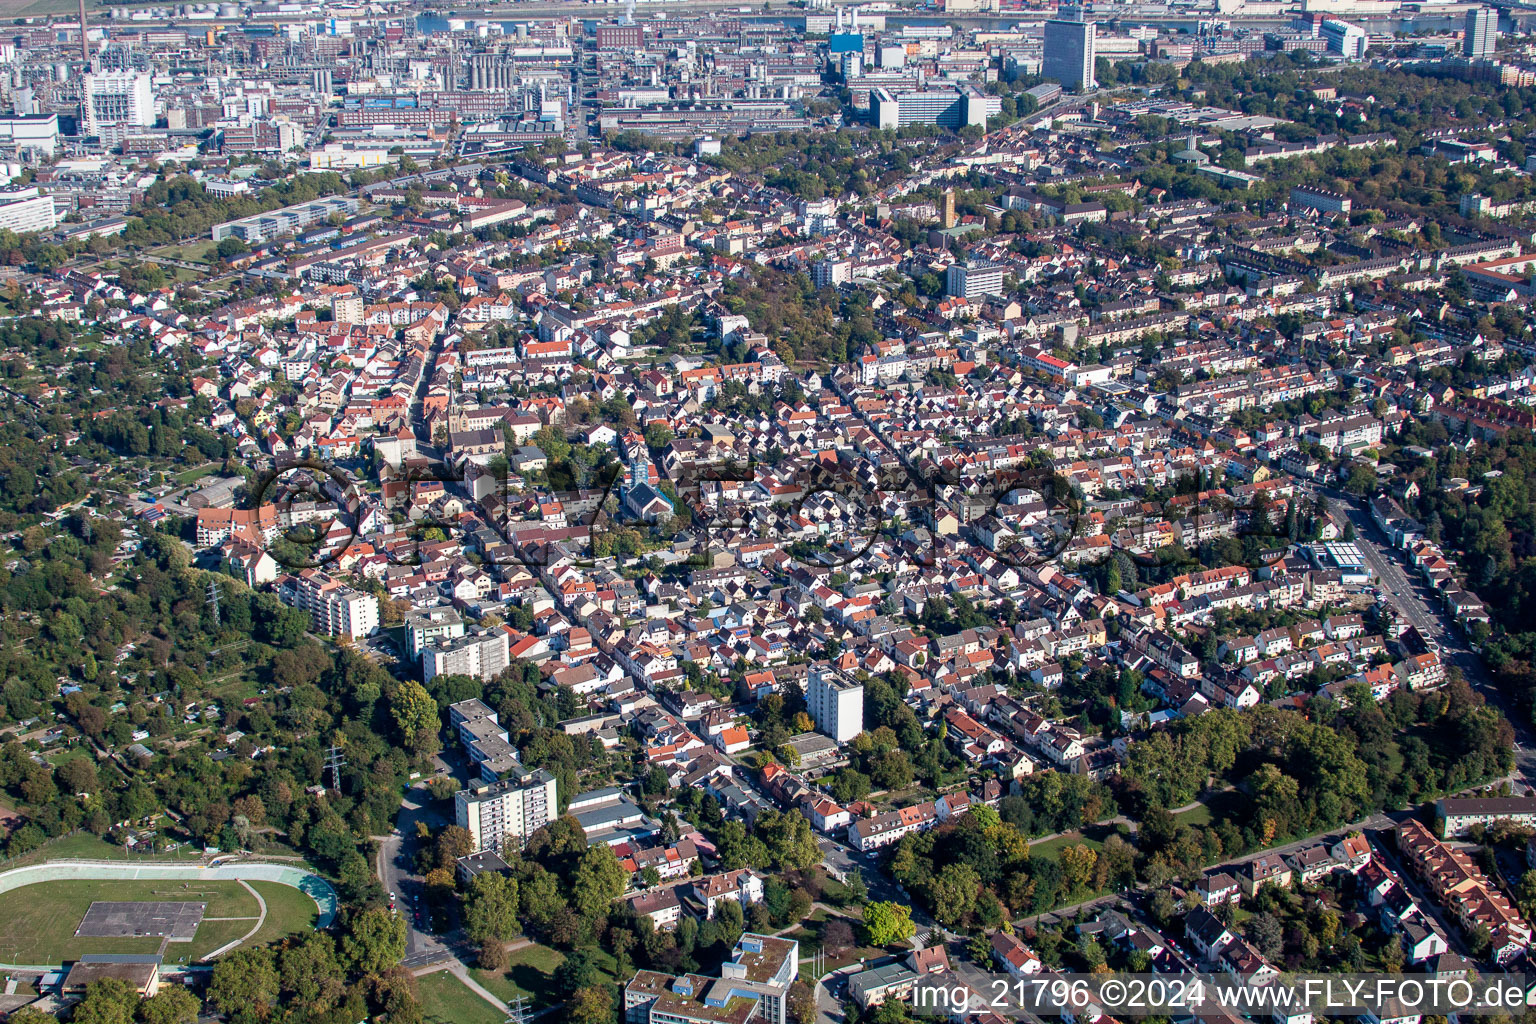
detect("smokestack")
[78,0,88,63]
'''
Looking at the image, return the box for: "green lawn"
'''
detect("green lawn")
[174,463,220,485]
[1029,832,1105,862]
[246,880,320,946]
[417,971,507,1024]
[472,944,567,1008]
[1173,802,1214,828]
[151,241,220,266]
[210,676,261,703]
[800,941,887,979]
[0,879,261,965]
[43,746,93,766]
[782,914,891,978]
[0,832,205,869]
[471,944,618,1008]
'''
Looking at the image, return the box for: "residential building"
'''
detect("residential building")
[807,666,863,743]
[455,770,559,855]
[1397,819,1530,963]
[211,196,361,244]
[946,261,1008,299]
[628,887,683,930]
[848,962,919,1009]
[276,570,379,639]
[1290,186,1353,217]
[813,259,851,288]
[848,800,938,851]
[422,627,511,684]
[406,606,465,661]
[684,869,766,920]
[1436,796,1536,838]
[1320,18,1368,59]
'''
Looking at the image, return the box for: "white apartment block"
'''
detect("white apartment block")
[1437,796,1536,838]
[455,770,558,855]
[848,801,938,852]
[422,628,511,684]
[448,696,524,782]
[275,570,379,639]
[807,666,863,743]
[405,606,465,660]
[813,259,851,288]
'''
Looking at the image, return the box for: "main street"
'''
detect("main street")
[1317,486,1536,785]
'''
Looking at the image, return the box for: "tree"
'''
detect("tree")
[390,681,439,750]
[555,949,604,997]
[342,907,407,975]
[862,901,916,946]
[755,807,821,872]
[824,917,855,955]
[278,933,344,1007]
[644,422,674,449]
[431,825,475,870]
[1059,844,1099,896]
[6,1009,55,1024]
[830,768,871,805]
[789,980,818,1024]
[478,941,510,971]
[571,844,628,918]
[643,765,670,796]
[928,862,980,927]
[138,985,199,1024]
[568,986,614,1024]
[1345,464,1376,497]
[216,236,250,259]
[870,750,913,790]
[1245,912,1284,961]
[72,979,140,1024]
[208,948,279,1019]
[464,871,521,947]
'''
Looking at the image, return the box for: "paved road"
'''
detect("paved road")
[1366,828,1475,958]
[818,836,906,906]
[377,783,453,968]
[1319,487,1536,784]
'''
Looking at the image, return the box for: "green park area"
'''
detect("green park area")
[417,971,506,1024]
[472,943,622,1008]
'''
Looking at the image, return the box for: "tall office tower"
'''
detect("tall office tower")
[82,70,153,136]
[1465,7,1497,58]
[1043,13,1097,91]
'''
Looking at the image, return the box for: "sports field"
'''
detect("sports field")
[0,877,316,966]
